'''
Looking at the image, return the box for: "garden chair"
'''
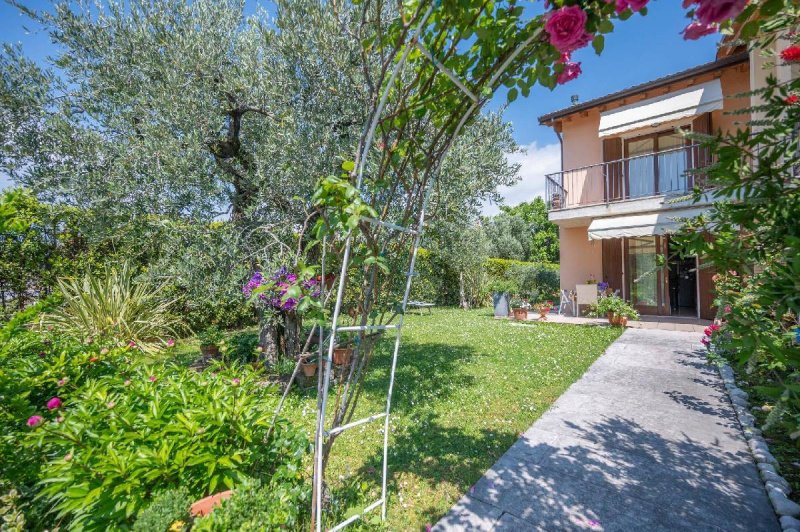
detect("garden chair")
[576,284,599,316]
[558,289,574,316]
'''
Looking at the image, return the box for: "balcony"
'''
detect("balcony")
[545,144,710,211]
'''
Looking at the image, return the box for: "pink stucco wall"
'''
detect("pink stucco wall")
[558,226,603,291]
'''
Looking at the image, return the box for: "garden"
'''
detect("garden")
[1,0,799,530]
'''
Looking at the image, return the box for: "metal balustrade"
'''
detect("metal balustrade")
[545,144,710,211]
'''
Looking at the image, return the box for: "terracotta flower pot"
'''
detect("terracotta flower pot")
[200,344,219,357]
[190,490,233,517]
[620,316,629,327]
[512,308,528,321]
[333,347,353,366]
[301,361,318,377]
[539,308,549,320]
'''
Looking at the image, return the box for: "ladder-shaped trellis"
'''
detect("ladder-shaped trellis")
[312,4,545,530]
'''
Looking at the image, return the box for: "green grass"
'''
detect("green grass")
[273,308,623,530]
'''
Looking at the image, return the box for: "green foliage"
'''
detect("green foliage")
[198,325,224,347]
[24,361,309,530]
[0,487,26,532]
[132,487,191,532]
[487,279,519,295]
[497,198,560,263]
[40,263,186,354]
[673,9,800,435]
[192,479,309,531]
[485,258,560,302]
[589,295,640,320]
[0,327,134,529]
[0,295,60,343]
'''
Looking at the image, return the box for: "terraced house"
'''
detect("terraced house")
[538,42,795,320]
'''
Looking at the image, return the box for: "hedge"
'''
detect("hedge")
[411,252,560,307]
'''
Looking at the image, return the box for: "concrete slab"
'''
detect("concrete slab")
[435,328,779,531]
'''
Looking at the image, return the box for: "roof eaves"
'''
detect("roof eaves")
[537,51,749,125]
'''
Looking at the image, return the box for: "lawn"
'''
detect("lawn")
[269,308,623,530]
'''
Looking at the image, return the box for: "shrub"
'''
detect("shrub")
[133,487,192,532]
[192,479,309,531]
[40,263,186,354]
[0,295,61,343]
[486,259,560,302]
[0,328,133,526]
[198,325,225,347]
[22,361,310,530]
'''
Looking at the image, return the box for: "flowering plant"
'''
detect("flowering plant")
[243,265,321,315]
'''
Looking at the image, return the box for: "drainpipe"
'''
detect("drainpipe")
[555,128,564,172]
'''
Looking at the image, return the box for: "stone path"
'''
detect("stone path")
[434,328,779,531]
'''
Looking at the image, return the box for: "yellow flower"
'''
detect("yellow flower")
[169,520,185,532]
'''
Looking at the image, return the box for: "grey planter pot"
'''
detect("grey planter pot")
[493,292,511,317]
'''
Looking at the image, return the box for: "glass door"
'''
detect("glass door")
[624,236,668,315]
[625,136,656,198]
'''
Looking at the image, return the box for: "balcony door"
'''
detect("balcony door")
[624,130,688,199]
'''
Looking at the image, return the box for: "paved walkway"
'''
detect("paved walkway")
[435,329,779,531]
[527,314,711,333]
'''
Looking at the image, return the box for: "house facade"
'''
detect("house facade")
[537,44,793,320]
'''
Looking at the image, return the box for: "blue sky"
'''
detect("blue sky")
[0,1,719,205]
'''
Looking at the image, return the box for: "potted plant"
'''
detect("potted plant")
[333,345,353,366]
[509,296,529,321]
[589,295,639,326]
[551,193,562,209]
[489,280,519,318]
[533,300,553,320]
[198,325,224,357]
[300,353,318,377]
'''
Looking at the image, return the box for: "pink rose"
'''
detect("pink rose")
[545,6,592,54]
[609,0,648,14]
[557,62,582,85]
[695,0,746,25]
[683,21,717,40]
[47,397,62,411]
[149,375,157,382]
[27,415,44,427]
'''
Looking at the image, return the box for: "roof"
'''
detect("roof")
[537,51,749,125]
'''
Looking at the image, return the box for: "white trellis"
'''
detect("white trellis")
[310,4,543,530]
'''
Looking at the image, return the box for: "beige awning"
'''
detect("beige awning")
[598,79,723,138]
[587,208,708,240]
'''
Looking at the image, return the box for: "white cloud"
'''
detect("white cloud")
[482,141,561,215]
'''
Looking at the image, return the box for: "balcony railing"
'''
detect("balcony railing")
[545,144,710,211]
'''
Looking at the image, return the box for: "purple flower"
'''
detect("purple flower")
[281,298,298,311]
[271,266,289,281]
[47,397,62,411]
[27,415,44,427]
[243,271,264,296]
[597,281,609,291]
[286,273,297,283]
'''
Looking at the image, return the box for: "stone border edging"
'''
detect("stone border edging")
[716,360,800,531]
